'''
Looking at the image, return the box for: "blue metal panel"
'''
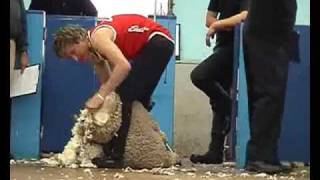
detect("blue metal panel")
[41,15,97,152]
[278,26,310,163]
[150,16,176,147]
[10,10,45,159]
[234,24,250,168]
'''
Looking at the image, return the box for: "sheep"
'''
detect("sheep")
[123,101,178,169]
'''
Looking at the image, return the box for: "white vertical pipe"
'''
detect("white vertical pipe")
[154,0,157,21]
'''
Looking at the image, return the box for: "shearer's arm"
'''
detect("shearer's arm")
[91,27,131,98]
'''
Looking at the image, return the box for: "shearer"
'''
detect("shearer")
[53,14,175,168]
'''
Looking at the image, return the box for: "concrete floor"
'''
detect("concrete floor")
[10,158,310,180]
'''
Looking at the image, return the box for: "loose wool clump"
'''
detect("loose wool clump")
[41,92,178,169]
[42,92,122,168]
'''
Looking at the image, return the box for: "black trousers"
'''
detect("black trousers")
[190,43,233,134]
[108,35,174,160]
[117,35,174,108]
[243,29,293,163]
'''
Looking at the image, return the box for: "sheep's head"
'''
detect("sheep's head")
[85,92,122,144]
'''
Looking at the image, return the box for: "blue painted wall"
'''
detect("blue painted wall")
[40,16,97,152]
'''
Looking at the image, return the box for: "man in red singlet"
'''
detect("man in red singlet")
[53,14,175,168]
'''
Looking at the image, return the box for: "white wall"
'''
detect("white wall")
[23,0,168,17]
[92,0,168,17]
[23,0,31,8]
[24,0,309,25]
[296,0,310,25]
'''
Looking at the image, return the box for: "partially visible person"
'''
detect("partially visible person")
[10,0,30,160]
[189,0,248,164]
[29,0,97,16]
[10,0,29,78]
[243,0,298,174]
[53,14,174,167]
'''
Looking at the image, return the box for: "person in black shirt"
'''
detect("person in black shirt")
[243,0,298,174]
[190,0,248,164]
[29,0,97,16]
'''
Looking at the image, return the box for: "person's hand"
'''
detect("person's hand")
[206,24,217,47]
[20,51,29,74]
[85,93,105,111]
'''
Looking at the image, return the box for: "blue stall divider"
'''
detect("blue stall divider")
[10,10,46,159]
[150,16,176,147]
[233,24,250,169]
[278,26,310,163]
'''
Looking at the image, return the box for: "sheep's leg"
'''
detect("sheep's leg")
[92,101,132,168]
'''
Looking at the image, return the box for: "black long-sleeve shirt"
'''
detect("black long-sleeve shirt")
[29,0,98,16]
[207,0,249,46]
[245,0,297,39]
[10,0,28,53]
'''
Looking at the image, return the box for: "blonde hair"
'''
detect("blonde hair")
[53,25,87,58]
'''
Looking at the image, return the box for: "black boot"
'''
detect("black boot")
[92,156,124,168]
[190,110,230,164]
[265,150,293,172]
[190,133,225,164]
[245,161,292,174]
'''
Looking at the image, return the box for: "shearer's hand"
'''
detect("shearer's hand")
[85,93,105,111]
